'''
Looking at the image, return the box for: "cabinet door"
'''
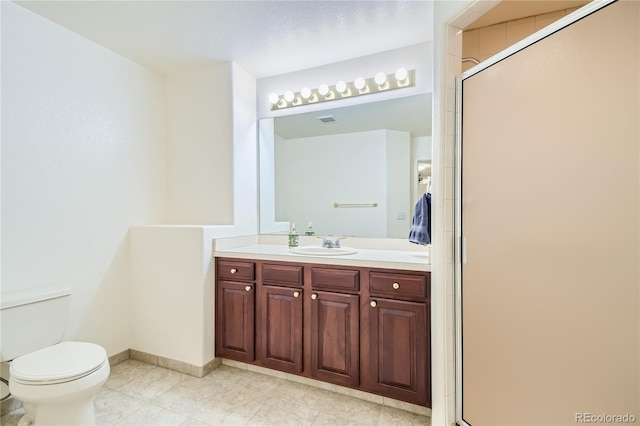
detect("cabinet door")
[258,285,303,373]
[310,291,360,387]
[215,280,255,362]
[368,298,429,406]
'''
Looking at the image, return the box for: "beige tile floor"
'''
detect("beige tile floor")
[1,360,431,425]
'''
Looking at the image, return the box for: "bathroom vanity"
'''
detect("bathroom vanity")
[214,246,431,407]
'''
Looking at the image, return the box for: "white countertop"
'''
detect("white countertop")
[214,244,430,272]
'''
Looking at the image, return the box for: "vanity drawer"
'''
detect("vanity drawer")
[369,272,428,301]
[262,263,303,288]
[311,267,360,292]
[217,259,255,281]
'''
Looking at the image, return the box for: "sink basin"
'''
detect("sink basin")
[290,246,358,256]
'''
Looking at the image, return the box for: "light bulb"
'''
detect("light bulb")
[354,77,366,90]
[268,93,280,105]
[374,72,387,86]
[318,84,330,96]
[300,87,311,99]
[284,91,295,102]
[395,67,408,82]
[336,80,347,94]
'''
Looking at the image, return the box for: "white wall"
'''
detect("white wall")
[166,64,234,225]
[127,63,258,366]
[163,62,257,231]
[129,226,214,366]
[229,63,259,237]
[1,1,167,356]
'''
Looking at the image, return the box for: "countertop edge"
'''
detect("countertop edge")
[213,247,431,272]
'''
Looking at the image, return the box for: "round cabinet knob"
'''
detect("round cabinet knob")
[230,268,237,274]
[311,294,318,300]
[293,291,300,298]
[245,285,252,292]
[392,282,400,290]
[370,300,377,308]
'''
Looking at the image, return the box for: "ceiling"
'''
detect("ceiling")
[14,0,434,78]
[13,1,594,77]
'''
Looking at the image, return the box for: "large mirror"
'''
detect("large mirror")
[259,94,432,238]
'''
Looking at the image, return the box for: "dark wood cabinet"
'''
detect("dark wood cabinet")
[215,279,255,362]
[368,297,429,406]
[257,263,304,373]
[215,257,430,408]
[367,270,430,406]
[310,290,360,387]
[258,284,303,373]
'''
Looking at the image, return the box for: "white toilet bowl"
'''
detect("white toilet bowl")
[9,341,110,426]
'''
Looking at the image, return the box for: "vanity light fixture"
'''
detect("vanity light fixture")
[335,80,350,97]
[269,67,415,110]
[374,71,387,87]
[354,77,368,93]
[268,92,288,109]
[284,90,302,106]
[300,87,312,100]
[318,83,334,100]
[395,67,408,84]
[283,91,295,103]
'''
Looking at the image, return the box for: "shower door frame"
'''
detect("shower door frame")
[454,1,618,424]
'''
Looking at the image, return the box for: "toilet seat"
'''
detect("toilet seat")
[10,341,107,385]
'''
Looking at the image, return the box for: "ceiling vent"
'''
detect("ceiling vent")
[317,115,337,123]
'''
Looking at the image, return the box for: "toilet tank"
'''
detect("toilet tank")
[0,286,71,362]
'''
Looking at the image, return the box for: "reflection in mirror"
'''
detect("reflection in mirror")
[417,160,432,195]
[259,94,432,238]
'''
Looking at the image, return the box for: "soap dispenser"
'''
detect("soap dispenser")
[305,222,315,236]
[288,223,299,248]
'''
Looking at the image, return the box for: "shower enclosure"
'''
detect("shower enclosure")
[456,1,639,424]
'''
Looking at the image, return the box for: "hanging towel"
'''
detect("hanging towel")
[408,192,431,245]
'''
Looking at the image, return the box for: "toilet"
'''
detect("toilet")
[0,286,110,426]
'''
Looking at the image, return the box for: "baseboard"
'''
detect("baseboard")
[122,349,221,378]
[108,349,131,367]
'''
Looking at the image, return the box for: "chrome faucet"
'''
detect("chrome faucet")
[321,237,341,248]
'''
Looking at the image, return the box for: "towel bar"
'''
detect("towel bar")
[333,202,378,208]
